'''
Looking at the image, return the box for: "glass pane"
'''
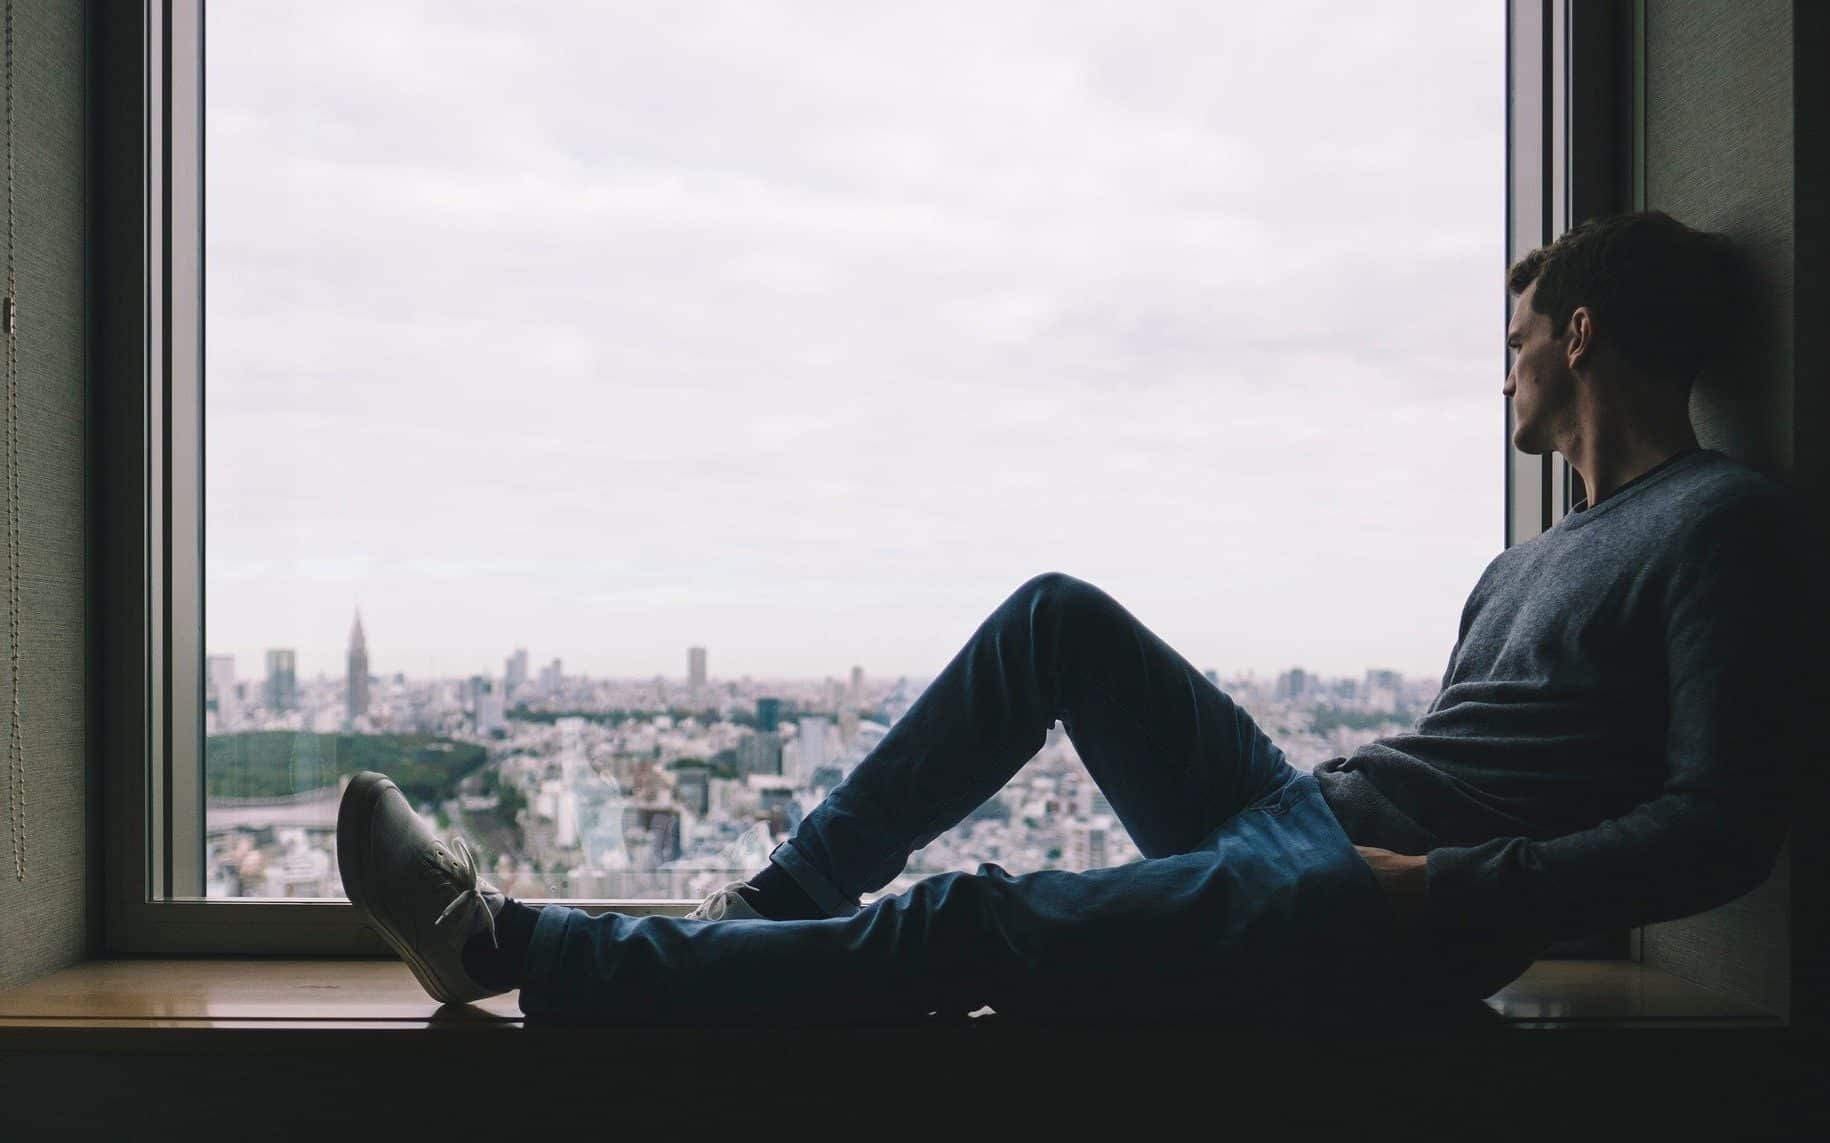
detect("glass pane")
[201,2,1503,901]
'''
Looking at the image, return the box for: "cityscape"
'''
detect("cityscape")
[203,611,1439,904]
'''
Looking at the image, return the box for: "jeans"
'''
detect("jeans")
[518,573,1433,1026]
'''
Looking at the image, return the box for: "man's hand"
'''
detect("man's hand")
[1354,845,1433,932]
[1356,845,1555,968]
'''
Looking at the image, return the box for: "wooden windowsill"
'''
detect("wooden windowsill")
[1482,958,1783,1028]
[0,957,1799,1139]
[0,957,1782,1038]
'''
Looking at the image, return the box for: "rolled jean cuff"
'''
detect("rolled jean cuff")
[520,900,577,993]
[768,839,861,918]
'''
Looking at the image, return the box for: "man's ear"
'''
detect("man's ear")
[1565,305,1594,370]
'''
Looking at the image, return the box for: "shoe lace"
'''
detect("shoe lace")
[686,879,751,921]
[433,836,498,949]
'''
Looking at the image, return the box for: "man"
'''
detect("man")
[337,211,1810,1027]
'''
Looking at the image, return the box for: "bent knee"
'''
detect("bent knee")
[1016,570,1106,607]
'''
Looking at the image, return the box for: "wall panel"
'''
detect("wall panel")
[1639,0,1796,1020]
[0,0,92,991]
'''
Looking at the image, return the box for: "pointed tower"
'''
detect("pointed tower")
[346,609,370,726]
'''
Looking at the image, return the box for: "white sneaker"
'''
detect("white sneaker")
[337,770,508,1004]
[685,879,765,921]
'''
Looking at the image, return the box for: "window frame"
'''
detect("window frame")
[98,0,683,956]
[99,0,1631,955]
[1505,0,1642,962]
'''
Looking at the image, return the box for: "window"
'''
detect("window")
[106,0,1590,954]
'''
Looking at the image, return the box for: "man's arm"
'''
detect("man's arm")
[1419,495,1814,942]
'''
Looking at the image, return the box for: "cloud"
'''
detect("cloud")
[203,0,1505,683]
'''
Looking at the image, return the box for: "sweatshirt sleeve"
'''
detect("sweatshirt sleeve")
[1421,492,1816,941]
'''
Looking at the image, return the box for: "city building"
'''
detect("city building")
[1067,821,1109,871]
[671,762,711,817]
[627,806,683,865]
[505,647,528,699]
[853,719,887,756]
[748,776,801,836]
[469,675,506,736]
[755,696,781,731]
[264,648,297,712]
[736,729,782,777]
[206,654,239,732]
[346,610,370,726]
[538,658,563,697]
[1362,667,1404,710]
[570,767,628,872]
[1075,784,1114,820]
[688,646,707,700]
[796,716,831,784]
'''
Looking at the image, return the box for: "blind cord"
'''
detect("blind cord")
[5,0,24,883]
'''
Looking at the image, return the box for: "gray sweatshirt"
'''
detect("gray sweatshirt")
[1315,447,1816,945]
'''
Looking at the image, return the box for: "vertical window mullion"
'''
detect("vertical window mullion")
[1505,0,1551,548]
[165,0,205,898]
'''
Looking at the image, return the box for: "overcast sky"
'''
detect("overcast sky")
[203,1,1504,685]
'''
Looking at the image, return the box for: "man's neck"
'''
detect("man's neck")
[1561,385,1700,509]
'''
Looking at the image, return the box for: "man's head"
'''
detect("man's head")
[1503,211,1745,455]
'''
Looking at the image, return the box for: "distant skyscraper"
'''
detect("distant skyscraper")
[207,654,239,731]
[505,648,529,698]
[736,730,782,777]
[1362,667,1403,710]
[755,696,782,732]
[538,658,563,697]
[797,716,831,781]
[688,646,707,697]
[265,648,297,712]
[852,720,888,767]
[471,676,506,735]
[752,783,801,836]
[628,806,683,865]
[849,665,864,706]
[1075,784,1114,819]
[346,611,370,726]
[1275,667,1310,702]
[672,762,711,816]
[1067,822,1109,871]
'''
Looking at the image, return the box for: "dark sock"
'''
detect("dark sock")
[461,898,542,990]
[739,861,827,920]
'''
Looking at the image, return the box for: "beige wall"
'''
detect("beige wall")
[0,0,89,992]
[1639,0,1797,1019]
[1648,0,1795,474]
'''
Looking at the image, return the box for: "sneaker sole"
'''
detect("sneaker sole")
[337,771,467,1005]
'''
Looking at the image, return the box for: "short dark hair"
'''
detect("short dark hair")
[1506,210,1748,387]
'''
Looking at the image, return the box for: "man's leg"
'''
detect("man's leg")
[766,571,1296,917]
[518,772,1401,1026]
